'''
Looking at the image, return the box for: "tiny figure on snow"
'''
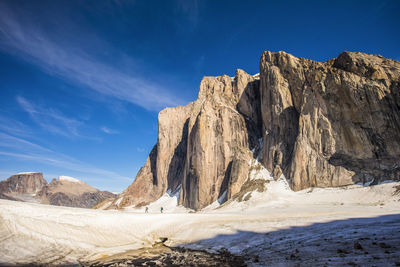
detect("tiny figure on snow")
[160,207,164,213]
[145,207,148,213]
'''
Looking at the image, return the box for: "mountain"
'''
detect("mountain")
[260,51,400,191]
[0,172,47,202]
[111,51,400,211]
[37,176,116,208]
[0,173,116,208]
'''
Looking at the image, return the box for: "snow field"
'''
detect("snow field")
[1,180,399,265]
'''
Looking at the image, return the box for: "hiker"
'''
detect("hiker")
[145,207,148,213]
[160,207,163,213]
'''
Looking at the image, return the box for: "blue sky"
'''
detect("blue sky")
[0,0,399,192]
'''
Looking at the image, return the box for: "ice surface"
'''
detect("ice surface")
[124,185,189,213]
[248,158,273,181]
[1,181,399,265]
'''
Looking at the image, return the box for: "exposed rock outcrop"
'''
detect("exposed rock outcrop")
[179,71,260,210]
[115,70,261,210]
[117,103,193,208]
[37,176,116,208]
[118,51,400,210]
[0,192,19,201]
[0,173,115,208]
[0,172,46,200]
[260,51,400,190]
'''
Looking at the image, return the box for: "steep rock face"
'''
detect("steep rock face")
[116,70,260,210]
[180,70,260,209]
[120,50,400,210]
[0,172,47,198]
[260,51,400,190]
[116,104,193,208]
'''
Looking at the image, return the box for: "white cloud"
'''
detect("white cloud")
[0,3,186,111]
[0,132,52,154]
[136,147,145,152]
[101,126,120,135]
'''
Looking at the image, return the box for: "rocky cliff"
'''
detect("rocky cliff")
[0,172,47,198]
[0,173,115,208]
[260,51,400,190]
[116,51,400,210]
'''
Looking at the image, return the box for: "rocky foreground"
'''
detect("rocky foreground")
[111,51,400,211]
[84,244,247,267]
[84,217,400,267]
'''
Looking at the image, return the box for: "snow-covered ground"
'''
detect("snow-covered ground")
[122,185,190,214]
[1,180,400,266]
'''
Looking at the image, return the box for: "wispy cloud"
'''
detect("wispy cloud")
[173,0,202,35]
[136,147,145,152]
[100,126,120,135]
[175,0,200,27]
[16,96,83,138]
[0,132,130,182]
[0,132,53,154]
[0,3,186,111]
[0,151,129,182]
[0,114,33,138]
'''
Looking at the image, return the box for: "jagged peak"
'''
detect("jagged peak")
[158,102,194,118]
[262,50,295,59]
[197,74,233,99]
[197,69,258,101]
[261,50,304,71]
[332,51,399,80]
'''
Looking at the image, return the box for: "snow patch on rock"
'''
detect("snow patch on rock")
[248,158,273,181]
[58,176,82,183]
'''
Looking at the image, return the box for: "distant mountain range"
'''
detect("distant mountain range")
[0,172,115,208]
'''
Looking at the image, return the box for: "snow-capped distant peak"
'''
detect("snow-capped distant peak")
[17,172,40,175]
[58,176,82,183]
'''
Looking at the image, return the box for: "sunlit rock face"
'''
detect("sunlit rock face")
[260,51,400,191]
[118,103,193,208]
[119,51,400,210]
[179,70,260,210]
[116,70,260,210]
[0,172,47,196]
